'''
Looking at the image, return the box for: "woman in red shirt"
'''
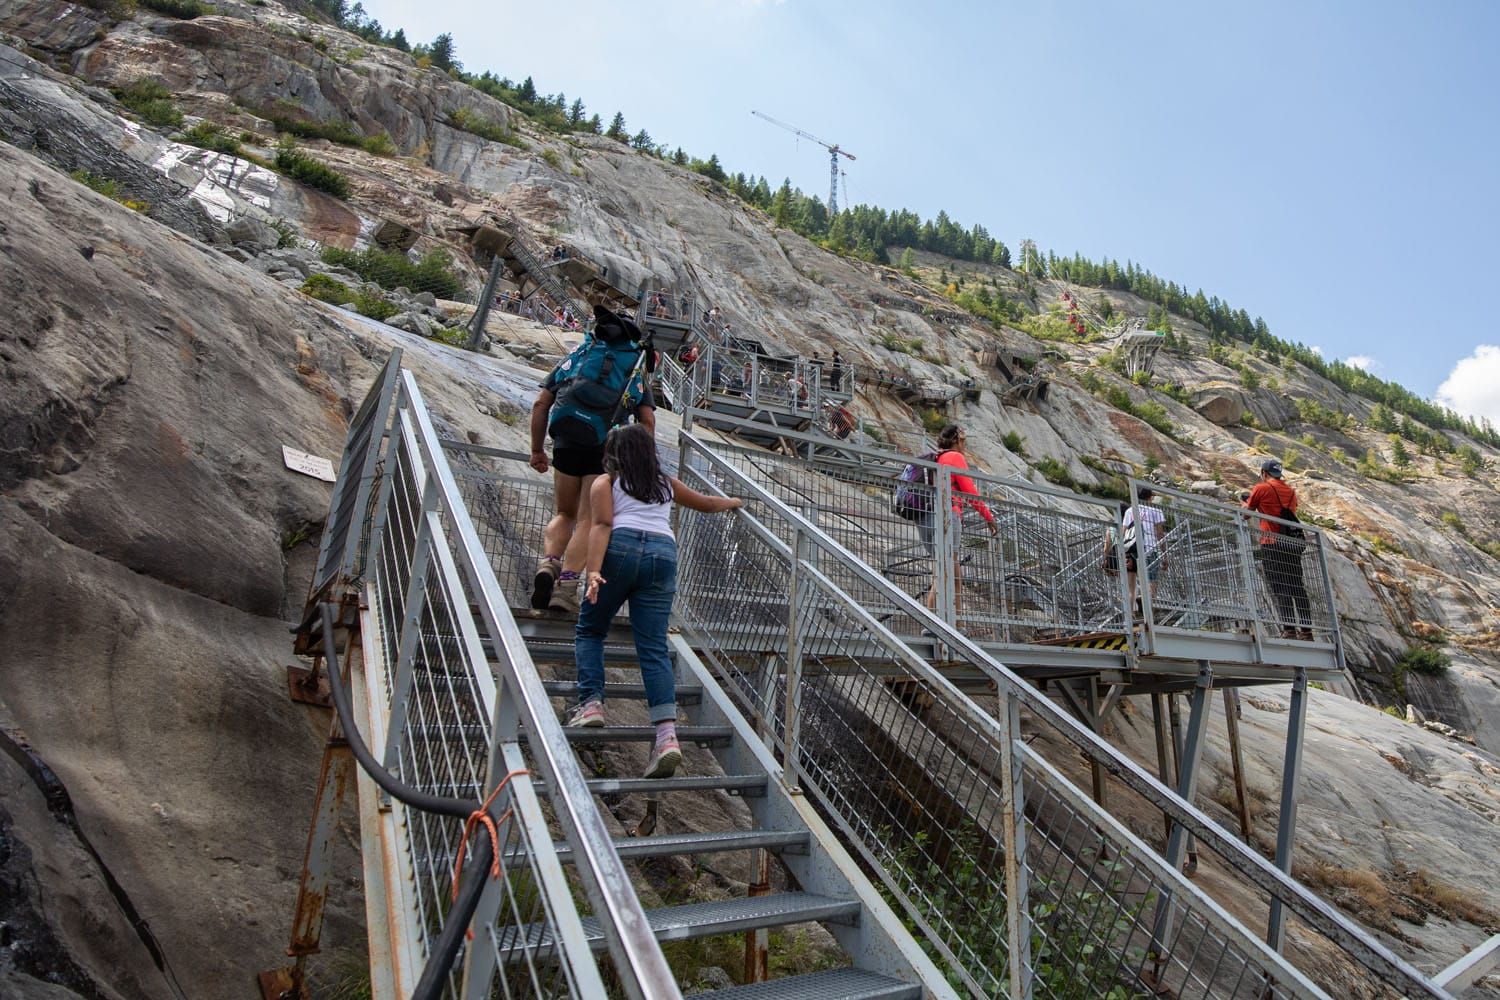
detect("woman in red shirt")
[924,424,999,615]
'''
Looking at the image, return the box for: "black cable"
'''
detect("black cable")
[318,604,475,819]
[410,834,496,1000]
[315,604,504,994]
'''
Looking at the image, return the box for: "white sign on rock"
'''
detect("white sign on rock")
[282,446,337,483]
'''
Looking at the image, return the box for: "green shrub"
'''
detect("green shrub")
[1440,511,1466,535]
[319,245,462,299]
[447,107,526,148]
[270,217,300,249]
[275,138,351,199]
[540,148,562,169]
[263,106,361,145]
[69,169,150,213]
[1396,645,1450,677]
[1034,456,1078,491]
[1001,430,1025,454]
[139,0,213,17]
[918,407,945,434]
[360,131,395,155]
[353,289,397,321]
[180,121,242,155]
[115,79,183,128]
[300,273,353,306]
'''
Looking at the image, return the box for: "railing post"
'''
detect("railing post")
[1150,661,1213,970]
[783,529,809,790]
[999,688,1033,999]
[1314,534,1346,666]
[935,467,957,631]
[1235,508,1266,662]
[1267,665,1309,952]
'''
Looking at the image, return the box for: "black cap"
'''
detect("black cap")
[593,304,641,344]
[1261,459,1284,479]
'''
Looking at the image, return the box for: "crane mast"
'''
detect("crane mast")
[751,110,856,215]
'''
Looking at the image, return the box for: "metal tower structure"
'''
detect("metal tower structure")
[751,110,857,215]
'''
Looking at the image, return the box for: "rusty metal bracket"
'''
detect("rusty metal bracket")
[286,662,332,709]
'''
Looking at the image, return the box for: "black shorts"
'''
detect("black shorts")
[552,441,605,478]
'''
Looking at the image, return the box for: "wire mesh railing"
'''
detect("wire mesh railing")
[682,416,1344,664]
[672,430,1446,1000]
[342,364,679,998]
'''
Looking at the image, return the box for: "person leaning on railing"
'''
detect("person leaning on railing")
[568,423,744,779]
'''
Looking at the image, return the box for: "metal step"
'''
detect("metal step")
[521,725,735,748]
[525,641,677,664]
[550,828,807,864]
[694,967,921,1000]
[541,773,767,797]
[493,893,861,962]
[540,679,703,705]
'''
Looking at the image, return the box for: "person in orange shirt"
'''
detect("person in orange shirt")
[924,424,999,616]
[1244,459,1312,639]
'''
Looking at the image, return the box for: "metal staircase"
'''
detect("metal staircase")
[270,353,1462,1000]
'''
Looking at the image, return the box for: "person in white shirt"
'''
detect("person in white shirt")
[1122,487,1166,612]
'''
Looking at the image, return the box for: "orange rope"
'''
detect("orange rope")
[450,768,529,904]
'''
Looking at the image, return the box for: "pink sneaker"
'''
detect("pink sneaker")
[643,737,682,779]
[566,700,604,728]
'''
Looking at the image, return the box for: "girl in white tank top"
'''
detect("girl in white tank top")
[570,424,744,779]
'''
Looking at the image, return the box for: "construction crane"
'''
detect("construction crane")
[751,110,856,215]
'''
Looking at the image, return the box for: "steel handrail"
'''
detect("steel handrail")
[398,373,681,999]
[677,429,1449,998]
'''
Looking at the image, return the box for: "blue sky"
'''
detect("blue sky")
[363,0,1500,422]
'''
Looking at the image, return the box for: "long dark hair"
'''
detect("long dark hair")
[603,424,671,504]
[937,424,963,450]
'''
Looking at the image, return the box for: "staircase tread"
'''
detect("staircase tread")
[691,967,921,1000]
[577,774,766,795]
[547,828,807,863]
[523,725,733,746]
[540,679,702,703]
[493,892,861,957]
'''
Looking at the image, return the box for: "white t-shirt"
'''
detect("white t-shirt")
[1123,504,1165,553]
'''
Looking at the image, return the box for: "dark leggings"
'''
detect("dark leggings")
[1261,544,1311,627]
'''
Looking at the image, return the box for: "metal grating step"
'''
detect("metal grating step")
[693,967,921,1000]
[519,725,734,748]
[540,679,703,705]
[539,774,767,797]
[549,828,808,864]
[525,641,677,665]
[492,893,861,963]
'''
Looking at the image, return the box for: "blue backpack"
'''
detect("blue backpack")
[548,334,644,446]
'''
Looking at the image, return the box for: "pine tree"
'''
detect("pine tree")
[568,98,585,126]
[605,112,627,141]
[672,147,687,166]
[899,247,916,274]
[587,114,602,135]
[630,129,652,150]
[428,32,458,72]
[990,241,1011,269]
[770,178,793,228]
[516,76,538,104]
[388,28,409,51]
[1390,434,1410,467]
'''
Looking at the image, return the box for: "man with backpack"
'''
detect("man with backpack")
[529,305,656,614]
[1244,459,1312,639]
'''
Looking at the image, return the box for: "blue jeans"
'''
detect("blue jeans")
[575,528,678,723]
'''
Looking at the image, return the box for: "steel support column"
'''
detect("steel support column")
[1223,688,1253,842]
[999,691,1033,999]
[466,254,505,351]
[1150,661,1213,975]
[1267,665,1309,952]
[783,530,810,790]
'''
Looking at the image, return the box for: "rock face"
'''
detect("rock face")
[1,0,1500,991]
[1192,383,1247,425]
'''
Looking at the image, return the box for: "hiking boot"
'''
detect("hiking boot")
[531,556,561,610]
[643,737,683,779]
[549,576,581,614]
[566,700,605,728]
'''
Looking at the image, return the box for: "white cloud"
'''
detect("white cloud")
[1436,345,1500,424]
[1345,354,1378,371]
[1310,345,1323,356]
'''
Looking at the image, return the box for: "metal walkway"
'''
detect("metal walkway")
[267,355,1461,999]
